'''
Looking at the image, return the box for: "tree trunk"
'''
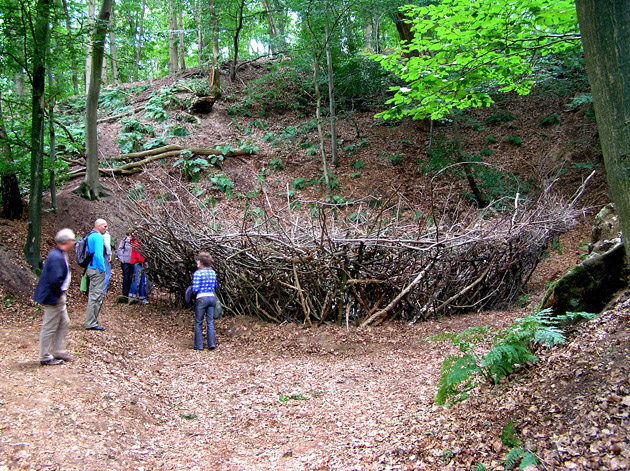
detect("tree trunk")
[230,0,246,82]
[210,0,220,66]
[168,1,179,74]
[452,113,487,208]
[14,72,25,99]
[85,0,96,93]
[109,7,118,85]
[47,40,57,212]
[178,6,186,71]
[392,11,413,46]
[324,10,339,166]
[0,90,23,220]
[310,36,330,193]
[262,0,281,55]
[25,0,52,271]
[82,0,112,200]
[575,0,630,269]
[61,0,79,93]
[196,0,204,67]
[135,0,146,80]
[208,0,221,97]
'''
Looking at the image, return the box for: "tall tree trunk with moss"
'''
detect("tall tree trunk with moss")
[82,0,112,200]
[575,0,630,268]
[25,0,52,270]
[0,90,23,220]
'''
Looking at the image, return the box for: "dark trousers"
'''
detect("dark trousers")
[194,295,216,350]
[121,263,134,297]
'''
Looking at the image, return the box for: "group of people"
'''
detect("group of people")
[33,219,219,366]
[116,230,149,304]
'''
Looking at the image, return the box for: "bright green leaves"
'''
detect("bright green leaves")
[372,0,580,121]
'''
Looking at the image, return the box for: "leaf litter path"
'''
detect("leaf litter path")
[0,294,520,471]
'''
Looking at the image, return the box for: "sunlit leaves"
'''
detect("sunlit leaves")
[372,0,580,121]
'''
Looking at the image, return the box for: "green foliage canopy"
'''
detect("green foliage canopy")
[372,0,581,121]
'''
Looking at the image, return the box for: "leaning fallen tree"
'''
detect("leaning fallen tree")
[67,144,255,179]
[127,172,591,326]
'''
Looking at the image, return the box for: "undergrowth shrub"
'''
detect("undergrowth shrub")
[231,66,312,116]
[118,118,154,153]
[466,164,530,208]
[173,152,209,182]
[428,308,596,406]
[418,134,457,175]
[210,173,234,199]
[485,110,516,125]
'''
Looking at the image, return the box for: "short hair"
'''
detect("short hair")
[197,252,212,268]
[55,228,76,244]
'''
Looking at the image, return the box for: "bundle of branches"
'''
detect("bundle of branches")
[126,172,589,326]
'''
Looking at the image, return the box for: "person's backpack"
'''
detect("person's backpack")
[75,230,96,268]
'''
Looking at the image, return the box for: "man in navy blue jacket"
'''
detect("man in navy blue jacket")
[33,228,76,366]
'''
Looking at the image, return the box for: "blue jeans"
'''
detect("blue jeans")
[129,263,146,298]
[194,295,216,350]
[103,259,111,294]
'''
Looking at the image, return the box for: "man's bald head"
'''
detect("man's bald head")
[94,219,108,234]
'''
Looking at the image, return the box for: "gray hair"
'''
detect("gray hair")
[55,228,76,244]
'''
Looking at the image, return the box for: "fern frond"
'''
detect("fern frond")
[435,354,480,405]
[482,344,537,383]
[519,451,540,469]
[533,325,565,347]
[505,447,523,469]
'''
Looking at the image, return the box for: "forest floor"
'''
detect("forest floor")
[1,62,628,470]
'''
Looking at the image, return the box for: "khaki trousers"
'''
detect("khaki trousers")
[39,293,69,362]
[85,268,105,328]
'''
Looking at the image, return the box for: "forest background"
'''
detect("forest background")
[0,0,629,469]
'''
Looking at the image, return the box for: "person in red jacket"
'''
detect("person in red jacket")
[128,235,148,304]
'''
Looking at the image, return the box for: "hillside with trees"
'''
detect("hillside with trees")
[0,0,629,469]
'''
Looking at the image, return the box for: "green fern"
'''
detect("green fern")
[504,447,539,470]
[431,308,597,405]
[519,451,540,469]
[482,344,537,383]
[436,354,479,405]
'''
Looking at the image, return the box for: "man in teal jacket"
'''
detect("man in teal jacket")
[85,218,108,331]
